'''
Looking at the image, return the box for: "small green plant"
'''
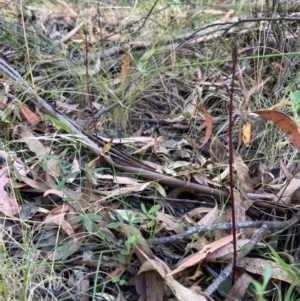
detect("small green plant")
[261,245,300,301]
[141,203,161,240]
[107,212,144,257]
[251,265,272,301]
[268,245,300,285]
[276,283,300,301]
[44,115,73,134]
[71,213,103,233]
[289,90,300,127]
[140,203,161,221]
[110,275,127,286]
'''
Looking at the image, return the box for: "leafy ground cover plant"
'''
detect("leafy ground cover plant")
[0,0,300,301]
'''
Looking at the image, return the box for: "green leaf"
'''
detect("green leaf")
[83,219,93,233]
[293,91,300,104]
[168,161,191,169]
[57,178,67,191]
[148,204,161,214]
[13,165,22,181]
[141,203,147,215]
[118,279,127,286]
[127,236,136,244]
[262,265,272,281]
[116,212,124,223]
[107,222,121,229]
[86,213,102,221]
[150,182,166,197]
[70,216,84,223]
[44,115,73,134]
[120,249,130,255]
[147,214,156,220]
[136,235,144,244]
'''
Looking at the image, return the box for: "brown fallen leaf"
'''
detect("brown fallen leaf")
[135,260,166,301]
[134,244,206,301]
[126,225,207,301]
[20,104,41,126]
[255,110,300,151]
[120,225,172,301]
[168,234,240,276]
[243,120,251,147]
[233,151,254,194]
[279,159,293,180]
[274,178,300,205]
[232,189,247,236]
[197,105,212,148]
[0,159,20,217]
[224,273,252,301]
[197,204,218,226]
[156,211,185,234]
[165,274,207,301]
[44,204,77,237]
[15,124,60,177]
[237,257,293,284]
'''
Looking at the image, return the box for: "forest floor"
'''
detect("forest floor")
[1,0,300,300]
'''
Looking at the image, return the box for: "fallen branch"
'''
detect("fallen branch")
[150,217,299,244]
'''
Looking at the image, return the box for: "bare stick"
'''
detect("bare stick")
[150,217,299,244]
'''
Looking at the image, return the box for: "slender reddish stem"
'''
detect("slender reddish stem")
[229,47,238,284]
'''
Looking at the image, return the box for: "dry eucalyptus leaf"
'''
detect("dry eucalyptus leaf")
[15,124,60,177]
[255,110,300,151]
[237,257,293,284]
[233,151,254,194]
[274,178,300,205]
[210,137,228,163]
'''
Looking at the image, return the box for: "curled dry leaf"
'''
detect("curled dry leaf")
[225,273,252,301]
[156,211,185,234]
[165,274,207,301]
[134,242,205,301]
[120,52,130,88]
[233,189,246,223]
[197,105,212,148]
[20,105,41,126]
[233,151,253,194]
[279,159,293,180]
[243,121,251,147]
[168,234,240,276]
[135,259,168,301]
[197,204,218,226]
[0,161,20,217]
[44,204,77,237]
[15,124,60,177]
[273,178,300,205]
[255,110,300,151]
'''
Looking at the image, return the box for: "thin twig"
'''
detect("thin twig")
[150,217,299,244]
[135,0,160,32]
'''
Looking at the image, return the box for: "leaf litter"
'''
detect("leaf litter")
[0,1,300,300]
